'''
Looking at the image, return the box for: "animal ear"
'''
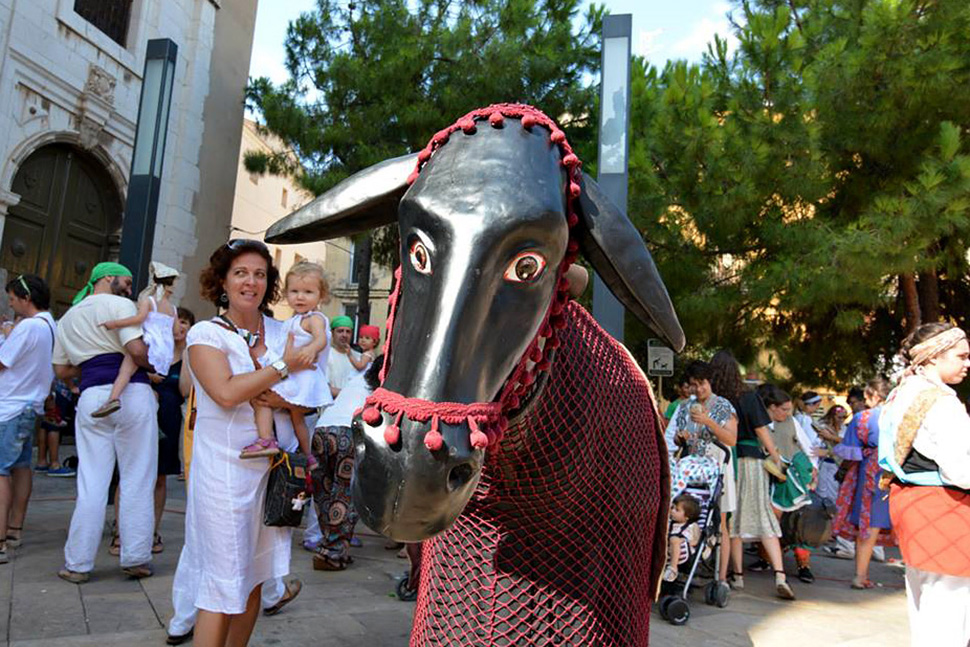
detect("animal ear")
[575,172,686,352]
[265,153,418,244]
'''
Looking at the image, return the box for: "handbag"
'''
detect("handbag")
[264,451,312,527]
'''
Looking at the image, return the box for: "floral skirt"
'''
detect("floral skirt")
[731,457,782,540]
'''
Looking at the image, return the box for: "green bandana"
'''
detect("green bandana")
[72,262,133,305]
[330,315,354,330]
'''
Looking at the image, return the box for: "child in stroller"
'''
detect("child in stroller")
[666,493,702,582]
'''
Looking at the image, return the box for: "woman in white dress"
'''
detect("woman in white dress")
[179,239,313,647]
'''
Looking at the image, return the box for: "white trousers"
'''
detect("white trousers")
[905,565,970,646]
[64,383,158,572]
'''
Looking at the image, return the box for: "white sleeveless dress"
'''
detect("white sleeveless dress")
[177,320,291,613]
[268,312,333,409]
[143,296,175,376]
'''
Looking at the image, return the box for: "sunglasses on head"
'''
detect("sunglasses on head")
[226,238,269,252]
[16,275,30,297]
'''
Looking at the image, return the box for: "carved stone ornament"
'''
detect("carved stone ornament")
[78,116,103,151]
[84,65,116,105]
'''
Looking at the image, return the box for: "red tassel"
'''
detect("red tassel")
[551,130,566,144]
[567,239,579,253]
[506,395,520,410]
[529,346,543,362]
[567,212,579,227]
[538,359,552,372]
[425,415,444,451]
[521,114,537,129]
[362,407,382,426]
[460,118,476,134]
[569,182,581,198]
[489,113,505,128]
[551,315,566,330]
[407,171,420,185]
[424,430,443,451]
[563,153,579,168]
[540,322,553,338]
[418,148,432,163]
[468,417,488,449]
[384,425,400,445]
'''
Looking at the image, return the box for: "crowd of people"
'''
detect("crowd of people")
[0,240,386,647]
[662,336,970,644]
[0,237,968,646]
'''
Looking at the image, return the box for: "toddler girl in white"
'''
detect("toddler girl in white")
[241,261,332,463]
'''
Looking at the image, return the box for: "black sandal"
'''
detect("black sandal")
[7,526,22,548]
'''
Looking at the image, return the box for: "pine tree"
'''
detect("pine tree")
[627,0,970,388]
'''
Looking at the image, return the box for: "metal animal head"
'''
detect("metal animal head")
[266,104,683,541]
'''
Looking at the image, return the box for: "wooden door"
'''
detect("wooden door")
[1,144,122,315]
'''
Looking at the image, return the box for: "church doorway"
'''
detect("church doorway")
[1,143,123,315]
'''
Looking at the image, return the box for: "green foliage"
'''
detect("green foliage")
[629,0,970,389]
[247,0,604,265]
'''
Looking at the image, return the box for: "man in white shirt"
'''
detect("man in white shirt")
[327,315,359,398]
[0,274,56,563]
[51,262,158,584]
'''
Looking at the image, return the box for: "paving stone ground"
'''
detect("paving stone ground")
[3,449,909,646]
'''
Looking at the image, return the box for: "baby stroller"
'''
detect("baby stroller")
[658,440,731,626]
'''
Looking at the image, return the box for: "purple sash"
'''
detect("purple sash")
[79,353,149,393]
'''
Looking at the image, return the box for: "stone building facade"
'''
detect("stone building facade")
[0,0,258,316]
[230,119,392,338]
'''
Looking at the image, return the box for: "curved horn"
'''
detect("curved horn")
[576,172,686,352]
[265,153,418,244]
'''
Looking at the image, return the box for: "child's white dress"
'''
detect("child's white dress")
[269,312,333,408]
[144,296,175,376]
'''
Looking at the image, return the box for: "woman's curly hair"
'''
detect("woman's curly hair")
[199,241,279,312]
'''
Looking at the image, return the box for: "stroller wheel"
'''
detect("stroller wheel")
[396,575,418,602]
[666,597,690,626]
[658,595,675,620]
[715,581,730,608]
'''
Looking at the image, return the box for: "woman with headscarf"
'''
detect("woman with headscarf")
[832,378,894,590]
[878,322,970,645]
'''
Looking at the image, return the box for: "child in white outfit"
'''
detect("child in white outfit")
[240,261,333,463]
[93,261,178,418]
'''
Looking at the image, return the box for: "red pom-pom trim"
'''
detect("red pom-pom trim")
[384,425,400,445]
[569,182,582,198]
[362,407,382,426]
[551,130,566,144]
[489,113,505,128]
[424,429,444,451]
[460,118,476,134]
[563,153,580,168]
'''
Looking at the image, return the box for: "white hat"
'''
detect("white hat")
[150,261,179,281]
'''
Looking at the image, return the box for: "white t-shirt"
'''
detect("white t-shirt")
[318,371,371,428]
[52,294,143,366]
[0,312,57,422]
[327,348,359,392]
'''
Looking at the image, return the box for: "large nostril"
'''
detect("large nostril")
[447,462,474,493]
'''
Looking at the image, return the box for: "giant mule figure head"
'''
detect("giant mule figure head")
[267,105,684,541]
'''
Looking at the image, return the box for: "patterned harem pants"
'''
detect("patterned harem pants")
[311,425,358,564]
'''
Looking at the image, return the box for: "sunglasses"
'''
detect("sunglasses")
[226,238,269,252]
[16,275,30,297]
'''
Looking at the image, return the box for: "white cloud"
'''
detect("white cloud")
[636,28,665,58]
[668,4,738,60]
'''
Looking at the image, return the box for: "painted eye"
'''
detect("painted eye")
[504,252,546,283]
[409,240,432,275]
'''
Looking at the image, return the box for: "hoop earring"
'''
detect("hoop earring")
[219,293,228,305]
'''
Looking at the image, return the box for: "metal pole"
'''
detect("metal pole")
[592,14,632,341]
[119,38,178,294]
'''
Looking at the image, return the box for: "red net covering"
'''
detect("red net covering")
[411,302,670,646]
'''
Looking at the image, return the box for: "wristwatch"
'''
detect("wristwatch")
[271,359,289,380]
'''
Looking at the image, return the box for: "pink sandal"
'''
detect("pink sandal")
[239,438,280,459]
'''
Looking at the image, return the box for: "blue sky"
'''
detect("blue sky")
[248,0,740,84]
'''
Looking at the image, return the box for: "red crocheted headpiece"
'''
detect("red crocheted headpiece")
[359,103,582,452]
